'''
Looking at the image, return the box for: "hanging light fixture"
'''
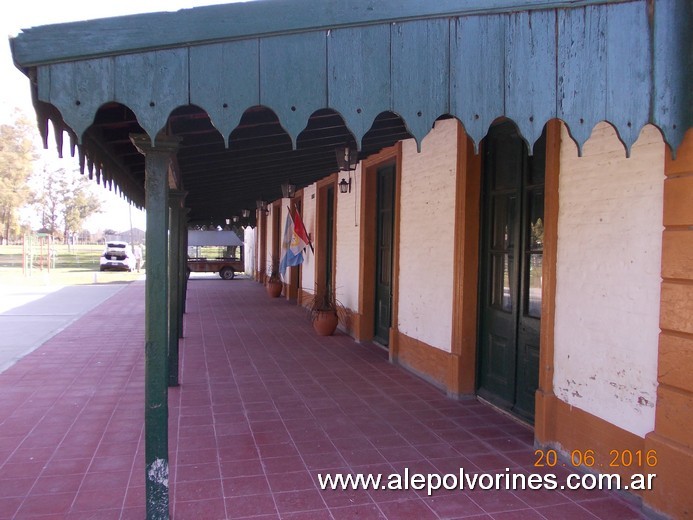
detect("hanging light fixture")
[339,177,351,194]
[256,200,269,214]
[281,180,296,199]
[241,209,251,219]
[336,144,357,195]
[232,216,240,223]
[335,144,358,172]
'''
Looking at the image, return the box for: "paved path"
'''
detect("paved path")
[0,279,647,519]
[0,283,130,373]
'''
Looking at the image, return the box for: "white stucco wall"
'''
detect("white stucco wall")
[243,226,256,274]
[335,165,362,312]
[554,122,664,438]
[300,184,317,293]
[265,203,278,271]
[397,119,457,352]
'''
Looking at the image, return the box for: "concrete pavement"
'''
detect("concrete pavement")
[0,283,131,373]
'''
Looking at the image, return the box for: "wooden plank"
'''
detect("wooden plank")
[505,9,557,153]
[114,49,189,143]
[451,14,505,150]
[190,40,260,145]
[392,19,450,149]
[653,0,692,156]
[557,6,607,153]
[43,57,114,144]
[11,0,636,67]
[260,31,327,147]
[327,25,391,147]
[606,0,651,155]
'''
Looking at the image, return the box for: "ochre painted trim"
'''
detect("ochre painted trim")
[257,208,267,281]
[299,288,312,305]
[357,164,376,343]
[538,395,648,488]
[450,122,482,397]
[394,331,452,391]
[390,145,403,362]
[644,127,693,520]
[348,312,363,339]
[271,200,281,269]
[535,119,561,441]
[357,143,402,345]
[315,174,338,301]
[643,432,693,519]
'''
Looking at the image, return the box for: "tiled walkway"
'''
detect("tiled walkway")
[0,279,646,519]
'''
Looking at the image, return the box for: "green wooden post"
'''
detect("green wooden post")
[131,134,180,520]
[179,207,190,328]
[168,191,185,387]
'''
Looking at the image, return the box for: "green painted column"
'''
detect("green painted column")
[168,191,185,387]
[131,134,180,520]
[179,208,190,327]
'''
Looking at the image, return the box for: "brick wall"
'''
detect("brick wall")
[335,165,363,312]
[397,118,457,352]
[554,122,664,437]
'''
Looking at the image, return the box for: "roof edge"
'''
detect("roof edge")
[11,0,635,68]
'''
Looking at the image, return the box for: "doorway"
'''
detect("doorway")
[374,164,396,345]
[478,121,546,423]
[316,182,336,299]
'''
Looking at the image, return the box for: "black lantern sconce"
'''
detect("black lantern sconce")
[336,144,357,195]
[256,200,269,215]
[241,209,251,219]
[339,177,351,194]
[335,144,358,171]
[281,181,296,199]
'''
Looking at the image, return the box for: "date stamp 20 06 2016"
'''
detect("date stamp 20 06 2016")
[534,448,658,470]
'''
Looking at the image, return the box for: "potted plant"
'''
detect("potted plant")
[266,258,282,297]
[305,284,344,336]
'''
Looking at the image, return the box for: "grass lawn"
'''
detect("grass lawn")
[0,244,143,286]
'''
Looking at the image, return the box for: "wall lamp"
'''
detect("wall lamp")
[339,177,351,194]
[335,144,358,171]
[256,200,269,214]
[281,181,296,199]
[336,144,357,195]
[241,209,251,219]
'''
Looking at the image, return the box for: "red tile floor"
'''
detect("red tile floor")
[0,279,648,519]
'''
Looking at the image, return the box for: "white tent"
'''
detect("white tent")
[188,230,243,247]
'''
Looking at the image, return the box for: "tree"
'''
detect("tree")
[62,179,102,245]
[0,113,37,243]
[32,167,102,247]
[33,166,63,237]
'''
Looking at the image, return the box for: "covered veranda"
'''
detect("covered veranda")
[8,0,691,517]
[0,278,646,519]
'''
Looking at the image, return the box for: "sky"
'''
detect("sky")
[2,0,244,233]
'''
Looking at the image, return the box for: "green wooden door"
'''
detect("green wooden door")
[478,122,545,423]
[323,187,335,295]
[374,164,395,345]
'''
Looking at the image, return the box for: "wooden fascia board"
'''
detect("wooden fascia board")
[10,0,636,67]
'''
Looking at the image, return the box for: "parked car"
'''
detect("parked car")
[99,241,135,272]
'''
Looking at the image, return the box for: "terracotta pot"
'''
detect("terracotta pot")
[266,281,282,298]
[312,310,338,336]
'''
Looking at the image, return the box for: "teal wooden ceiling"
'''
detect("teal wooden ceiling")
[9,0,692,223]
